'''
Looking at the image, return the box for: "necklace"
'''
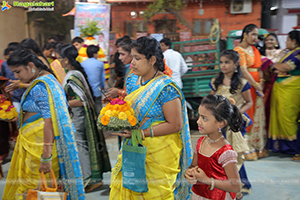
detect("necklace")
[224,75,232,79]
[207,135,224,144]
[140,69,159,86]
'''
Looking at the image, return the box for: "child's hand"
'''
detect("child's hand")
[193,166,209,183]
[184,168,197,185]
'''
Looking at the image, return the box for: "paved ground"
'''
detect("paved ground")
[1,131,300,200]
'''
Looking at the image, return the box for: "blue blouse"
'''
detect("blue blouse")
[22,82,51,119]
[126,74,180,120]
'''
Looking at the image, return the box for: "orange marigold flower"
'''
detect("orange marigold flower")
[101,115,110,125]
[128,116,137,126]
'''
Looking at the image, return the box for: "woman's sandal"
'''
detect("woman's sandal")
[236,192,243,200]
[291,154,300,162]
[244,152,258,161]
[257,149,269,158]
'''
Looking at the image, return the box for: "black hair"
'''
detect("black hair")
[71,37,84,44]
[48,36,59,43]
[201,95,243,132]
[54,42,63,53]
[214,50,242,95]
[59,44,94,97]
[118,38,134,53]
[7,42,20,49]
[7,48,56,79]
[131,36,165,72]
[115,35,131,46]
[288,30,300,47]
[260,33,280,56]
[160,37,172,48]
[20,38,49,66]
[42,43,54,51]
[4,46,17,56]
[87,45,99,58]
[240,24,258,42]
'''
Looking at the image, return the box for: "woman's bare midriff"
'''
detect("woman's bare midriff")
[23,111,38,123]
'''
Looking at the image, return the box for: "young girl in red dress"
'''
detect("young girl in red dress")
[185,95,242,200]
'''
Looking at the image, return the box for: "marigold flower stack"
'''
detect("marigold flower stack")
[0,94,18,120]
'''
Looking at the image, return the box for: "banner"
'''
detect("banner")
[74,3,110,56]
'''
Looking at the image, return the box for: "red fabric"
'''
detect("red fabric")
[246,46,262,133]
[192,137,237,200]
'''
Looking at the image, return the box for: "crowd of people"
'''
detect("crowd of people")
[0,25,299,200]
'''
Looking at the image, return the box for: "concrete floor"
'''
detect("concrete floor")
[1,131,300,200]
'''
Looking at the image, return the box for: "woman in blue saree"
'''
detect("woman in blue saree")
[109,37,193,200]
[268,30,300,161]
[3,49,85,200]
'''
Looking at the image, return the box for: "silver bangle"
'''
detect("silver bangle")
[210,177,215,190]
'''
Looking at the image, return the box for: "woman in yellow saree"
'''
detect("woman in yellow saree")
[267,30,300,161]
[109,37,193,200]
[3,49,85,200]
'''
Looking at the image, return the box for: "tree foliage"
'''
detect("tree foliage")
[143,0,192,30]
[27,0,74,42]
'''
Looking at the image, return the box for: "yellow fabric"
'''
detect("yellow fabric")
[269,76,300,140]
[50,60,66,85]
[3,118,59,200]
[109,77,183,199]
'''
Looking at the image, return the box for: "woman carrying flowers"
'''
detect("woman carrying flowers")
[109,36,193,199]
[3,49,85,200]
[59,44,111,192]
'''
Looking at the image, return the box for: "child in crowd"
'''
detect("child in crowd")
[209,50,254,198]
[185,94,242,200]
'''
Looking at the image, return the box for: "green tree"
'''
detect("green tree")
[143,0,192,31]
[27,0,74,43]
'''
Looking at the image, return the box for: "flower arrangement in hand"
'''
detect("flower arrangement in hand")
[0,94,18,120]
[97,97,139,131]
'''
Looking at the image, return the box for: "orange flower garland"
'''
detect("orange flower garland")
[0,94,18,120]
[97,97,139,131]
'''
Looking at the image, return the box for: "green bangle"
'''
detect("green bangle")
[150,127,154,138]
[40,154,52,164]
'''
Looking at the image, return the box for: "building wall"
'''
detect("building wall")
[110,0,262,38]
[0,6,29,60]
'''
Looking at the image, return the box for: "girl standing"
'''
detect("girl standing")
[234,24,267,160]
[185,95,242,200]
[209,50,253,196]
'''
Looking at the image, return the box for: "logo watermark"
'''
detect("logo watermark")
[1,1,54,12]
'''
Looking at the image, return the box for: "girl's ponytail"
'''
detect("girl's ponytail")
[228,104,243,132]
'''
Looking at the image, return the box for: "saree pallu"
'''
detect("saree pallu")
[110,75,193,200]
[4,75,85,200]
[50,59,66,84]
[268,47,300,154]
[63,71,111,186]
[3,114,60,199]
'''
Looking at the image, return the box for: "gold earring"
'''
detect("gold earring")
[275,44,278,47]
[66,60,68,64]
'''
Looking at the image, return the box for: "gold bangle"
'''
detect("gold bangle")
[260,79,265,82]
[140,129,145,140]
[44,143,54,146]
[19,82,24,89]
[253,82,259,88]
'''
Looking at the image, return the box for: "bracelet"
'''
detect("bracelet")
[210,177,215,190]
[140,129,145,140]
[44,143,54,146]
[40,154,52,164]
[253,82,259,88]
[19,82,24,89]
[259,79,265,82]
[150,127,154,138]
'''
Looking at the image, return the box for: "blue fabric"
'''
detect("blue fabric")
[241,82,251,92]
[22,113,42,127]
[126,74,193,200]
[209,81,215,91]
[239,164,252,190]
[22,82,51,119]
[0,61,25,102]
[21,74,85,200]
[81,58,105,97]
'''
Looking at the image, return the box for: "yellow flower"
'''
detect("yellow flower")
[1,105,8,111]
[125,110,132,117]
[6,112,14,119]
[112,110,119,117]
[130,108,135,115]
[113,104,120,111]
[0,110,5,116]
[128,116,137,126]
[101,115,110,126]
[105,110,112,117]
[118,112,127,121]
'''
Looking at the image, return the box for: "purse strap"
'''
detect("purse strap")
[40,169,58,192]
